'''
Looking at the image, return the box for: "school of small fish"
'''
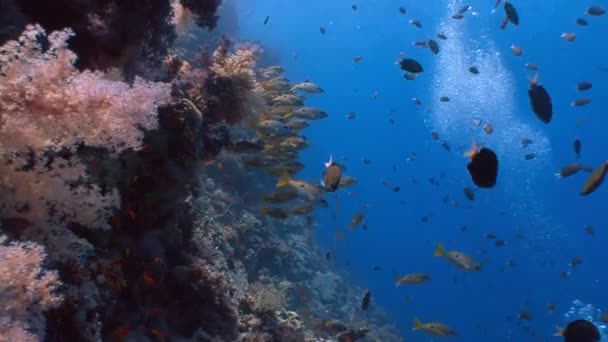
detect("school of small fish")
[254,1,607,339]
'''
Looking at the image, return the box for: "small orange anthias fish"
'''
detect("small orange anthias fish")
[142,271,157,288]
[149,329,167,342]
[465,142,498,188]
[111,325,129,342]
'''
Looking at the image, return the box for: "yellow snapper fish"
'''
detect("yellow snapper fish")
[412,317,457,337]
[290,81,325,93]
[433,242,481,272]
[580,161,608,196]
[285,107,328,120]
[273,94,305,107]
[261,77,290,92]
[276,171,323,201]
[395,273,431,286]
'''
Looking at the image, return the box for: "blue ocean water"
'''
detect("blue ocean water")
[233,0,608,340]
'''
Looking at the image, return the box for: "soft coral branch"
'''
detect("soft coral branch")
[0,237,62,341]
[0,24,171,231]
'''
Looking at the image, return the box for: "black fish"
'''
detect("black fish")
[504,1,519,25]
[264,16,270,25]
[467,147,498,188]
[428,39,440,54]
[528,76,553,124]
[469,66,479,74]
[463,186,474,200]
[585,6,605,16]
[361,289,371,310]
[458,5,472,15]
[576,81,592,91]
[559,319,600,342]
[573,138,581,159]
[576,18,589,26]
[399,58,424,73]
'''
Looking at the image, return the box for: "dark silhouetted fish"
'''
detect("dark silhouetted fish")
[573,138,581,159]
[528,75,553,123]
[361,289,371,310]
[555,319,600,342]
[465,143,498,188]
[399,58,424,73]
[428,39,440,54]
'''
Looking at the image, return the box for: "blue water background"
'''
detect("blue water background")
[230,0,608,340]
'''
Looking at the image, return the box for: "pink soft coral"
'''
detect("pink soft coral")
[0,238,62,342]
[0,24,171,153]
[0,24,171,231]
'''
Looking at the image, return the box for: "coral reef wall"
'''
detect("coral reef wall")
[0,2,402,341]
[0,0,222,78]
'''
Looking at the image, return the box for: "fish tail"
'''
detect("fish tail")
[553,326,565,337]
[412,317,423,330]
[325,155,333,168]
[464,141,477,158]
[433,242,445,257]
[529,73,539,86]
[276,171,291,187]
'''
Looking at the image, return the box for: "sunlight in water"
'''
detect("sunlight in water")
[430,2,552,181]
[429,1,559,242]
[564,300,607,341]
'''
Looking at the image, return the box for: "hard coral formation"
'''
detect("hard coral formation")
[248,283,288,315]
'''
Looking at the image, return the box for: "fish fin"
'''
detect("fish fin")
[394,277,401,287]
[464,141,478,158]
[433,242,445,257]
[499,16,508,29]
[529,73,539,86]
[412,317,423,330]
[276,171,291,187]
[553,326,565,336]
[283,111,293,118]
[325,155,333,168]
